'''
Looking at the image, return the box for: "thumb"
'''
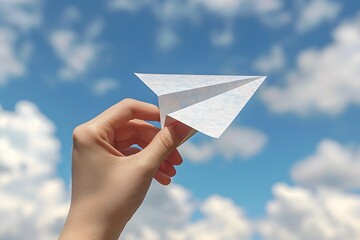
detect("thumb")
[140,122,192,168]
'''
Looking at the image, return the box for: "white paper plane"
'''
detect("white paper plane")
[135,73,266,139]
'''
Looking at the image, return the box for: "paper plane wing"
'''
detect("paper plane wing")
[135,73,266,138]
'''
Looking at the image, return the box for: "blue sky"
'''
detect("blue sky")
[1,0,360,239]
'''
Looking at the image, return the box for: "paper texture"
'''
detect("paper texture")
[135,73,266,138]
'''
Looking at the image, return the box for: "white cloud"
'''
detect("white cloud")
[0,0,41,85]
[296,0,341,33]
[261,13,360,115]
[254,44,286,73]
[0,101,69,240]
[0,28,27,85]
[0,0,42,32]
[123,184,252,240]
[167,195,252,240]
[179,126,267,162]
[122,184,195,239]
[92,78,119,96]
[50,19,103,81]
[291,139,360,190]
[259,183,360,240]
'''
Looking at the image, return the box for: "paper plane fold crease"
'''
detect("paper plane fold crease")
[135,73,266,139]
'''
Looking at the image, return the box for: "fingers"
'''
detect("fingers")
[114,119,159,142]
[121,146,178,186]
[96,98,160,129]
[154,169,171,185]
[167,150,183,166]
[140,122,192,170]
[121,147,141,156]
[115,136,183,166]
[159,160,176,177]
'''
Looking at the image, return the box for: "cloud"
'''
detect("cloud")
[291,139,360,190]
[167,195,252,240]
[0,0,42,85]
[107,0,289,49]
[0,28,27,85]
[179,126,267,162]
[296,0,341,33]
[0,101,69,240]
[261,12,360,115]
[123,184,252,240]
[92,78,119,96]
[254,44,286,73]
[50,18,103,81]
[259,183,360,240]
[122,184,195,239]
[0,0,42,32]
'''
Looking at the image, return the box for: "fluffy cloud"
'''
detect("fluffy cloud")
[123,184,252,240]
[259,183,360,240]
[261,12,360,115]
[296,0,341,33]
[50,18,103,81]
[167,195,252,240]
[0,101,69,240]
[179,126,267,162]
[122,184,195,239]
[254,44,285,73]
[0,0,41,85]
[291,139,360,190]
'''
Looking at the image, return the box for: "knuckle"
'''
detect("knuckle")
[121,98,136,107]
[72,125,85,142]
[160,133,175,152]
[120,98,136,117]
[72,123,100,146]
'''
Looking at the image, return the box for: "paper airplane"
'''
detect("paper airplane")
[135,73,266,139]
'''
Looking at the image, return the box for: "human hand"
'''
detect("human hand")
[59,99,192,240]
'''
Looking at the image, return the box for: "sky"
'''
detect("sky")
[0,0,360,239]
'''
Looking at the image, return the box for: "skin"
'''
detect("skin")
[59,98,192,240]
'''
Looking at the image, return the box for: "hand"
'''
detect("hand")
[59,98,192,240]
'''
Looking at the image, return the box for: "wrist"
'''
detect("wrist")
[60,201,127,240]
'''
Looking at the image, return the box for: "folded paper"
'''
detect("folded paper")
[135,73,266,139]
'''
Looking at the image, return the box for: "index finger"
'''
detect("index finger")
[95,98,160,129]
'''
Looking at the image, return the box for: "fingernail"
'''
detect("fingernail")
[175,123,192,139]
